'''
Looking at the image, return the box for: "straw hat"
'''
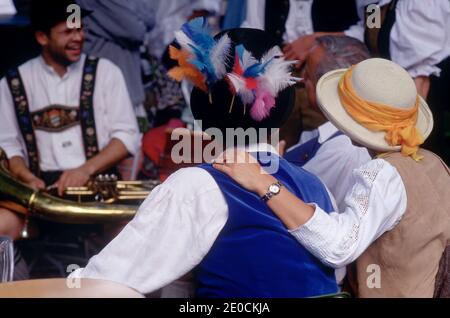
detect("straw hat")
[316,58,434,152]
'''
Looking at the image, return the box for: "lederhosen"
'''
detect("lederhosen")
[5,56,106,185]
[364,0,450,164]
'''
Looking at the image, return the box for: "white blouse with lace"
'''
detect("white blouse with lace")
[290,158,407,268]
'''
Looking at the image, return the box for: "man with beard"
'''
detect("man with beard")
[0,0,140,240]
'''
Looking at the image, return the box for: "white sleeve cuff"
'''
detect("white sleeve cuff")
[289,204,338,264]
[407,64,442,78]
[344,22,365,43]
[111,131,141,156]
[4,148,25,161]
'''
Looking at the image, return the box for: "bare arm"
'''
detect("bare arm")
[9,156,45,190]
[81,138,129,176]
[254,175,315,230]
[282,32,345,68]
[414,76,430,99]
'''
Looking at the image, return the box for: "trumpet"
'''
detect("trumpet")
[0,148,160,224]
[51,174,160,204]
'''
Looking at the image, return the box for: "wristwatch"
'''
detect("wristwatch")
[261,181,283,203]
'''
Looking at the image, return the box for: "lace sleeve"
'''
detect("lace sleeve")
[290,159,407,268]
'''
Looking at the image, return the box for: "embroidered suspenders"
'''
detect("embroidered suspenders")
[79,56,100,160]
[5,56,101,176]
[6,69,41,176]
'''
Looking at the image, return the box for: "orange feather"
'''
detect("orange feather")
[168,46,208,92]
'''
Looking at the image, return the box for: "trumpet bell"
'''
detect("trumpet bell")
[0,148,160,224]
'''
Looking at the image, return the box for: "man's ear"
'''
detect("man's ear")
[35,31,49,47]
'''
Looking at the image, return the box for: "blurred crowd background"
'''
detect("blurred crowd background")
[0,0,448,176]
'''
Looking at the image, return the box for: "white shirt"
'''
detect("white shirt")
[72,142,406,295]
[289,122,372,211]
[0,54,140,171]
[242,0,314,43]
[344,0,450,77]
[145,0,223,58]
[0,0,16,15]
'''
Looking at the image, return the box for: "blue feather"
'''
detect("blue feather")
[182,18,215,51]
[243,57,277,78]
[236,45,245,61]
[244,63,264,78]
[190,46,217,83]
[234,44,269,78]
[180,17,220,84]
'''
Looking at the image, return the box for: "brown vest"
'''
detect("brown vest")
[347,149,450,298]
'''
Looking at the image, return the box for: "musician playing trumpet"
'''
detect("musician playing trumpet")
[0,0,140,240]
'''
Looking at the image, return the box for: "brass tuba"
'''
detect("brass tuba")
[0,148,159,224]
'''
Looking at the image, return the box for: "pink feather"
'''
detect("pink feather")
[250,88,276,121]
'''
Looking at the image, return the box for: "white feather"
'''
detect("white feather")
[241,49,258,70]
[261,58,298,96]
[210,34,232,78]
[174,30,195,51]
[260,46,283,65]
[227,74,255,105]
[240,90,255,106]
[227,73,245,92]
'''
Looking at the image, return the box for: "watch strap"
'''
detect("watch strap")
[261,181,282,203]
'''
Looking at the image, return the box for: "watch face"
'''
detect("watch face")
[269,184,281,195]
